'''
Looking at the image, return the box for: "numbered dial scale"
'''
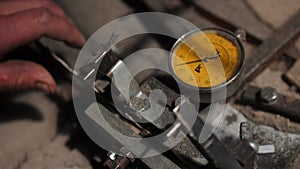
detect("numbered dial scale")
[169,28,245,102]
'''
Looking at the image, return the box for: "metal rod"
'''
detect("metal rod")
[51,52,79,76]
[244,10,300,82]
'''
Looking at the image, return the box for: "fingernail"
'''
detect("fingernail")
[79,33,86,45]
[67,17,75,25]
[35,82,50,93]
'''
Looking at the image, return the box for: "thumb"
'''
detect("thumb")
[0,60,56,93]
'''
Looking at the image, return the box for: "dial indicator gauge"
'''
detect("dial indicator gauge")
[169,28,245,100]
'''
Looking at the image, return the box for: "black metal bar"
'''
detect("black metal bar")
[187,114,244,169]
[244,10,300,82]
[183,0,263,45]
[240,85,300,122]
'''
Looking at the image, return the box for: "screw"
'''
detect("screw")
[108,152,117,160]
[235,28,247,41]
[259,87,278,104]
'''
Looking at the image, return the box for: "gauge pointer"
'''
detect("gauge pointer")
[175,55,220,66]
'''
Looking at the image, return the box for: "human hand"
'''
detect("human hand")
[0,0,85,93]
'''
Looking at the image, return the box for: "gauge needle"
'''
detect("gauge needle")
[175,55,220,66]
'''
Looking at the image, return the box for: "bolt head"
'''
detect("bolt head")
[235,28,247,41]
[130,97,150,112]
[259,87,278,104]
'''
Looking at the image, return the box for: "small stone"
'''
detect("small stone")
[240,122,251,140]
[257,144,276,154]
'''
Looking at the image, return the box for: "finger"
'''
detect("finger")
[0,60,56,93]
[0,0,69,22]
[0,7,85,55]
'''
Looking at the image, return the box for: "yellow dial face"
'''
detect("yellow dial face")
[171,30,241,88]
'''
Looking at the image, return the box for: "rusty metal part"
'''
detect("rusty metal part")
[98,75,248,168]
[233,141,255,169]
[240,122,251,140]
[240,85,300,122]
[146,78,251,168]
[173,102,243,169]
[31,1,300,168]
[249,143,275,154]
[187,116,244,169]
[86,102,182,169]
[104,152,133,169]
[284,59,300,90]
[140,78,208,168]
[244,10,300,82]
[104,150,135,169]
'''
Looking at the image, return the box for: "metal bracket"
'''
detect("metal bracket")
[240,85,300,122]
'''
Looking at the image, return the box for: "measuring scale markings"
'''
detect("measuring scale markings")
[171,29,241,89]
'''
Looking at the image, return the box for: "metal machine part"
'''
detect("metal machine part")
[249,143,275,155]
[30,1,300,168]
[81,32,120,80]
[238,122,275,155]
[240,121,251,140]
[240,85,300,122]
[80,53,249,168]
[259,87,278,104]
[233,141,255,169]
[87,77,248,169]
[92,58,249,168]
[75,25,256,168]
[244,10,300,82]
[104,151,135,169]
[85,102,182,169]
[169,27,245,103]
[51,52,79,76]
